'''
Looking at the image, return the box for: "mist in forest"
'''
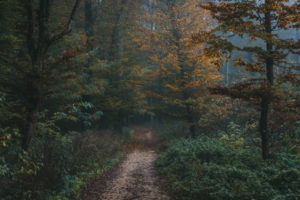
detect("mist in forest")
[0,0,299,199]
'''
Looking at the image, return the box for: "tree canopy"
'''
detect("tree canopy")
[0,0,299,199]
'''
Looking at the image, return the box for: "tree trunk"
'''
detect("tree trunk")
[259,97,269,160]
[22,81,41,150]
[190,124,196,138]
[108,0,127,62]
[226,62,229,86]
[22,106,39,150]
[85,0,94,37]
[259,0,274,159]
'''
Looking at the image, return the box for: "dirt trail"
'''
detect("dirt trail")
[83,126,171,200]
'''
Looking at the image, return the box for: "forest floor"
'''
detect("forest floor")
[82,126,172,200]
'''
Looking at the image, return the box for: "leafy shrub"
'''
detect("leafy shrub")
[157,137,300,200]
[0,128,129,200]
[72,130,125,173]
[149,120,190,144]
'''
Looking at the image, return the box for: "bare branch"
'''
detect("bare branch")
[47,0,81,46]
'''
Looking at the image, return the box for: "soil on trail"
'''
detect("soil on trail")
[83,126,171,200]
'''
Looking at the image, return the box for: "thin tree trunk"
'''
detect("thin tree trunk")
[259,0,274,159]
[108,0,127,62]
[22,106,39,150]
[85,0,94,37]
[189,124,196,138]
[226,62,229,86]
[22,80,41,150]
[259,97,269,160]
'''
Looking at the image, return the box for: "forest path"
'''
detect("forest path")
[83,126,171,200]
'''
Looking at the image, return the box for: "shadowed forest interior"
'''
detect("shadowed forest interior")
[0,0,299,199]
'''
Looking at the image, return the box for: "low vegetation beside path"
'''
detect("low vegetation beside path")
[1,128,132,200]
[156,133,300,200]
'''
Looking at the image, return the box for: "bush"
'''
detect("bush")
[149,120,190,144]
[157,137,300,200]
[0,128,129,200]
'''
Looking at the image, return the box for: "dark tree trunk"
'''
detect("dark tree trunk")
[85,0,94,37]
[259,97,269,160]
[108,0,127,62]
[259,0,274,159]
[22,104,39,150]
[22,78,41,150]
[189,124,196,138]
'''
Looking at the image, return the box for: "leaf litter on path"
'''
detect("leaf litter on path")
[83,126,172,200]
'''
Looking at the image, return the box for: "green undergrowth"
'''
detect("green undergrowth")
[0,127,132,200]
[157,137,300,200]
[147,120,190,145]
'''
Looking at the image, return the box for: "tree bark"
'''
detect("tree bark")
[22,78,41,150]
[259,0,274,159]
[189,124,196,138]
[108,0,127,62]
[22,103,39,150]
[85,0,94,37]
[259,97,270,160]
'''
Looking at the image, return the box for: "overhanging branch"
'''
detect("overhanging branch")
[47,0,81,46]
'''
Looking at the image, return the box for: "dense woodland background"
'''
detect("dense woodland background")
[0,0,299,199]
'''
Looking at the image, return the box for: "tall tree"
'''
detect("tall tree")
[0,0,82,150]
[89,0,146,128]
[194,0,300,159]
[138,0,223,137]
